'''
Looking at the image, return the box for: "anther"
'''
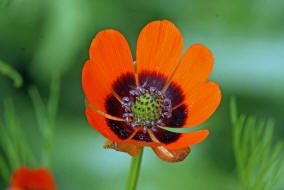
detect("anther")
[131,122,136,129]
[122,113,129,118]
[145,120,151,126]
[149,87,156,93]
[135,90,140,96]
[125,117,130,123]
[137,117,141,124]
[123,105,130,112]
[163,112,171,118]
[157,91,163,97]
[127,102,132,107]
[122,103,130,112]
[128,113,134,117]
[164,98,171,105]
[163,112,169,117]
[141,82,147,88]
[130,90,137,96]
[164,105,172,111]
[143,126,147,133]
[138,87,146,94]
[122,97,129,102]
[157,119,163,125]
[151,126,157,132]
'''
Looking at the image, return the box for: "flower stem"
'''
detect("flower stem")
[126,147,144,190]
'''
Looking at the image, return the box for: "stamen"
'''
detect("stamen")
[128,113,134,117]
[137,117,141,124]
[143,126,147,133]
[165,105,171,111]
[157,91,164,98]
[122,113,129,118]
[163,112,171,118]
[127,102,132,107]
[131,122,136,129]
[156,119,165,126]
[151,126,157,132]
[141,81,147,88]
[138,87,146,94]
[150,87,156,93]
[163,98,171,105]
[145,120,151,126]
[122,97,129,102]
[125,117,130,123]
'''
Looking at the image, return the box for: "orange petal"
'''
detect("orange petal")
[152,146,190,162]
[104,140,142,156]
[83,29,135,113]
[165,129,209,150]
[82,60,109,113]
[148,127,208,150]
[167,44,214,92]
[86,107,124,143]
[182,81,221,127]
[136,20,183,86]
[10,167,56,190]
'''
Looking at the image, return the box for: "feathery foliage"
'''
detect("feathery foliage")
[230,97,283,190]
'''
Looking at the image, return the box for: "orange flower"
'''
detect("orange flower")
[82,20,221,162]
[10,166,56,190]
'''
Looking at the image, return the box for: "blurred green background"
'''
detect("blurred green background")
[1,0,284,189]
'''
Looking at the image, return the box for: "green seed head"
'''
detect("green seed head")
[131,92,163,125]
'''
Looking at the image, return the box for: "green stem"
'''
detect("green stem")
[125,148,144,190]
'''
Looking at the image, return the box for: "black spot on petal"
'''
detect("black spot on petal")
[133,131,152,142]
[163,104,187,128]
[153,127,180,144]
[112,72,136,98]
[106,119,134,139]
[164,82,184,107]
[105,95,124,117]
[139,71,167,90]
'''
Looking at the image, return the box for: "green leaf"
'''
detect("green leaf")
[47,72,60,129]
[0,60,23,88]
[28,74,61,167]
[0,153,10,184]
[28,86,51,167]
[3,99,37,167]
[0,121,20,171]
[28,86,51,139]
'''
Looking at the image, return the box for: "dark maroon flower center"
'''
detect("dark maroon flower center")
[105,71,187,143]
